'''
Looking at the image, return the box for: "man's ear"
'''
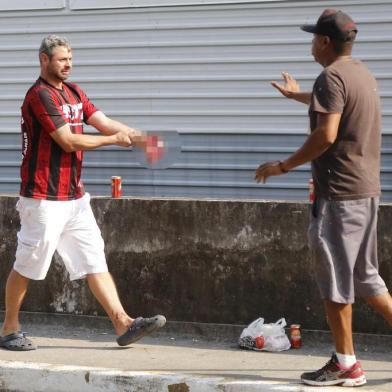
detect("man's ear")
[322,35,331,49]
[39,52,49,65]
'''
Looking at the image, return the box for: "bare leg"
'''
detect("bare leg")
[365,291,392,327]
[87,272,133,336]
[1,269,30,336]
[324,299,354,355]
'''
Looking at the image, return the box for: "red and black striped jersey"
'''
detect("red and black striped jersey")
[20,77,98,200]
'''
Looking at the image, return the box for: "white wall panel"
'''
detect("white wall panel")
[70,0,279,10]
[0,0,65,11]
[0,0,391,200]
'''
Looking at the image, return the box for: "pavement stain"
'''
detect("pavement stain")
[168,382,190,392]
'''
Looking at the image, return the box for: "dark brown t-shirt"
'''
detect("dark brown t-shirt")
[309,58,381,200]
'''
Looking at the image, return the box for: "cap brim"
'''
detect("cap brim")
[300,24,317,33]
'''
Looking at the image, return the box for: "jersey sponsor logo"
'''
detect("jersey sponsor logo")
[21,116,28,157]
[61,102,83,126]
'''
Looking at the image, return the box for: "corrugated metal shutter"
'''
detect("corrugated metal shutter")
[0,0,391,200]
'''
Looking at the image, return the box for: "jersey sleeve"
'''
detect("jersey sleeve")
[78,88,98,123]
[311,69,345,114]
[31,88,67,133]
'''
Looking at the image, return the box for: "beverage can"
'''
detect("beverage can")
[255,336,265,349]
[290,324,302,348]
[111,176,122,198]
[309,179,315,203]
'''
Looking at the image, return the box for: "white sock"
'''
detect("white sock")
[336,352,357,368]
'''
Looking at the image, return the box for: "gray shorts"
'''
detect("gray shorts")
[308,197,387,304]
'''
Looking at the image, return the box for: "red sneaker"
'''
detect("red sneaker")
[301,353,367,387]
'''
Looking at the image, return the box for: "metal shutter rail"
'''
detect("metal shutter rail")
[0,0,390,200]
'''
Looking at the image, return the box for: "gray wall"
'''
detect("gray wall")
[0,196,391,334]
[0,0,391,200]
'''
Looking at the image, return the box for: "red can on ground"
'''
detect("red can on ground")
[290,324,302,348]
[111,176,122,198]
[255,336,265,349]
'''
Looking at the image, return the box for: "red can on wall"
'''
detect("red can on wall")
[309,179,315,203]
[111,176,122,198]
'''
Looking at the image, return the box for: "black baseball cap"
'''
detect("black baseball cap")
[301,9,358,41]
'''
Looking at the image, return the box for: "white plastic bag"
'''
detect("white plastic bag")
[239,317,264,339]
[238,317,291,352]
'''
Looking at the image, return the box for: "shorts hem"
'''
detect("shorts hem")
[320,294,354,305]
[70,266,109,281]
[357,287,388,299]
[320,287,389,304]
[13,266,47,281]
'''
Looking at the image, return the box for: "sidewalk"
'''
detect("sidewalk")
[0,312,391,391]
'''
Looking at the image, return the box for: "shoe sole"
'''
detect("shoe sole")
[127,317,166,345]
[117,315,166,346]
[302,374,367,387]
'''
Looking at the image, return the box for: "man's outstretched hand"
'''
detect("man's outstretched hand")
[271,72,300,99]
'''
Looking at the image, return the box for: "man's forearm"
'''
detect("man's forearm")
[96,117,131,136]
[65,133,117,152]
[280,128,333,171]
[91,115,145,147]
[290,92,312,105]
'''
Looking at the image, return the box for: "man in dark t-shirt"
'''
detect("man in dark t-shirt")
[309,58,381,199]
[0,35,166,351]
[255,9,392,387]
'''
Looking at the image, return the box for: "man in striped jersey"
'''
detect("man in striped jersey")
[0,35,165,351]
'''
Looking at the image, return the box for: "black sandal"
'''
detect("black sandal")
[117,315,166,346]
[1,331,37,351]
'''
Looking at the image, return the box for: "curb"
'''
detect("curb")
[0,313,389,391]
[6,311,392,352]
[0,360,352,392]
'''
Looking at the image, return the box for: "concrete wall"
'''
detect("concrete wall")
[0,196,391,335]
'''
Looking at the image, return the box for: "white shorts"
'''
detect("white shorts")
[14,193,108,281]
